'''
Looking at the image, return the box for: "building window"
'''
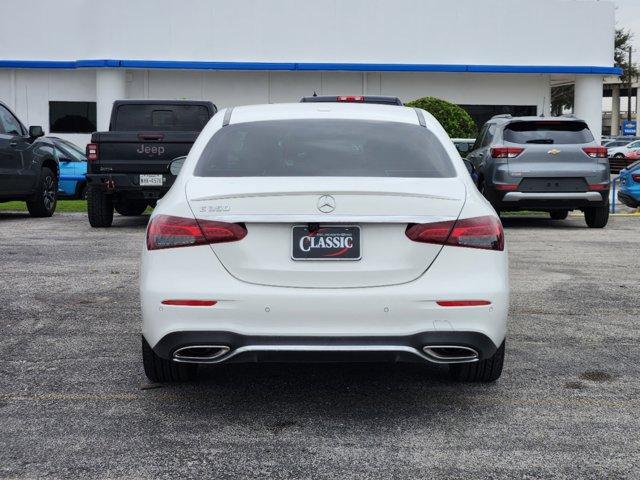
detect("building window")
[460,105,537,130]
[49,101,97,133]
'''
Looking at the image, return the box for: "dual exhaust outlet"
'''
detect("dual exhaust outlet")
[172,344,479,364]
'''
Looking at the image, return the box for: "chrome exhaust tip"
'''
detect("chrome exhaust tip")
[173,345,230,363]
[422,345,479,363]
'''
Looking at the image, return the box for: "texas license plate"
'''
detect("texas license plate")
[139,174,163,187]
[292,225,361,261]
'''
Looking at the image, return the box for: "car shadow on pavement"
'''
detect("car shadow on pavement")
[500,216,588,229]
[0,212,32,221]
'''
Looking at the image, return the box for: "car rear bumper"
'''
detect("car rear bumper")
[618,191,640,208]
[150,330,499,364]
[140,244,509,359]
[86,173,174,198]
[493,190,608,210]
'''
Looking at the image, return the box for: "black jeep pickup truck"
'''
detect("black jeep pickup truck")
[86,100,216,227]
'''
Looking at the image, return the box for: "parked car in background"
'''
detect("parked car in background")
[0,101,59,217]
[50,137,88,199]
[452,138,475,156]
[141,103,508,384]
[86,100,217,227]
[602,139,632,148]
[608,139,640,173]
[466,115,610,227]
[617,160,640,209]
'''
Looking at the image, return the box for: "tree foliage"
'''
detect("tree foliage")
[404,97,477,138]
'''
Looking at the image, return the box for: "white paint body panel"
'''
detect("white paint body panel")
[140,103,509,351]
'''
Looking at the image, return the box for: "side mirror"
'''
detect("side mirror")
[29,125,44,138]
[169,156,187,176]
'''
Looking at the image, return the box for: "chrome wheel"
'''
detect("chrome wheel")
[43,175,57,211]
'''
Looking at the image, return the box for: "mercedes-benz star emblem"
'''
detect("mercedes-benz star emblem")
[317,195,336,213]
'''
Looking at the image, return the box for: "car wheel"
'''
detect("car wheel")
[142,337,197,383]
[26,167,57,217]
[87,186,114,228]
[549,210,569,220]
[77,183,88,200]
[584,204,609,228]
[449,341,505,382]
[115,200,148,216]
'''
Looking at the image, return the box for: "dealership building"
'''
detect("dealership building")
[0,0,620,147]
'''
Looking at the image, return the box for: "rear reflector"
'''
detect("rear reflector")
[437,300,491,307]
[495,184,518,191]
[582,146,608,158]
[337,96,364,102]
[86,143,98,161]
[406,215,504,251]
[147,214,247,250]
[587,184,609,191]
[632,174,640,182]
[491,146,524,158]
[162,300,217,307]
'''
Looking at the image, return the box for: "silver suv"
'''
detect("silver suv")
[466,115,610,228]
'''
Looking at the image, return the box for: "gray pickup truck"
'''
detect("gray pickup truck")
[86,100,216,227]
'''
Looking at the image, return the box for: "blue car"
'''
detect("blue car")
[50,137,88,198]
[618,160,640,209]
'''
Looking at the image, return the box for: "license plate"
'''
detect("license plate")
[292,225,361,261]
[139,174,163,187]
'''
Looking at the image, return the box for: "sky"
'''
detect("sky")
[614,0,640,56]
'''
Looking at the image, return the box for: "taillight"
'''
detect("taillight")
[491,146,524,158]
[86,143,98,161]
[582,146,608,158]
[337,96,364,102]
[406,215,504,251]
[631,173,640,182]
[146,214,247,250]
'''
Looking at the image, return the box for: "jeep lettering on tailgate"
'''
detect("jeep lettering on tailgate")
[137,144,165,156]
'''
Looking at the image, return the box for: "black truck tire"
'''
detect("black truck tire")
[449,341,505,382]
[584,204,609,228]
[115,200,148,216]
[26,167,57,218]
[142,337,197,383]
[87,186,114,228]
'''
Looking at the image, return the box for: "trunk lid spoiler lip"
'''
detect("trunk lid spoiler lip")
[189,190,461,202]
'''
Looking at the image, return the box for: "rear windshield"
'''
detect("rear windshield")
[113,104,210,131]
[504,121,594,144]
[194,119,455,178]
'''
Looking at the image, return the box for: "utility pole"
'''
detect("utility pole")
[627,46,633,122]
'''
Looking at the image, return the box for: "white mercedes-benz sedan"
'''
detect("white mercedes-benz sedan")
[140,102,508,383]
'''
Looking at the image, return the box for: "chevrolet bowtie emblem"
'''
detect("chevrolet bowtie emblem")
[548,149,561,155]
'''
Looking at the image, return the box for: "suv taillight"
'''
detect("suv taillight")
[632,173,640,182]
[86,143,98,161]
[146,215,247,250]
[491,146,524,158]
[582,146,608,158]
[406,215,504,251]
[337,96,364,102]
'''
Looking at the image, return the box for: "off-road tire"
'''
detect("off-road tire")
[26,167,57,217]
[142,337,197,383]
[549,210,569,220]
[87,186,114,227]
[584,204,609,228]
[115,200,147,216]
[449,341,505,382]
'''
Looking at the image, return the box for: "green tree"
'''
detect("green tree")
[551,28,637,115]
[405,97,476,137]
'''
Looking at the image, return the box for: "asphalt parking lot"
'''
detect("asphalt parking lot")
[1,212,639,479]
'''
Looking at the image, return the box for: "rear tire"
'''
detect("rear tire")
[142,337,197,383]
[115,200,147,216]
[584,204,609,228]
[26,167,57,217]
[549,210,569,220]
[449,341,505,382]
[87,186,114,228]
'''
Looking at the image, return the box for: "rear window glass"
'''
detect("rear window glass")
[113,104,210,131]
[194,119,455,178]
[504,121,594,144]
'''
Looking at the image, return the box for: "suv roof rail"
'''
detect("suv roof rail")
[491,114,512,119]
